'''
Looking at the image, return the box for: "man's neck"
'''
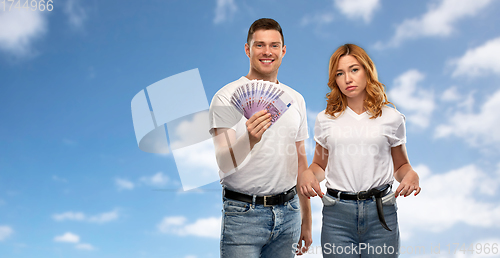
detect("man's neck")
[245,71,279,84]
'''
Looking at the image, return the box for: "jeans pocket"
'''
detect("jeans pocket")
[322,194,337,206]
[382,191,397,206]
[224,199,251,215]
[287,196,301,211]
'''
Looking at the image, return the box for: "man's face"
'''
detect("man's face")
[245,29,286,79]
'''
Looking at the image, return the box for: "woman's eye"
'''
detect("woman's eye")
[352,68,358,73]
[336,72,343,77]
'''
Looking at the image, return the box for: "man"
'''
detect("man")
[208,18,312,257]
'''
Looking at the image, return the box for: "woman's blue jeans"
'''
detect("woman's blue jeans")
[321,192,400,257]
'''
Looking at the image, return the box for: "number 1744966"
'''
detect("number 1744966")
[1,0,53,12]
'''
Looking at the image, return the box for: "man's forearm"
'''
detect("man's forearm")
[298,192,312,224]
[215,132,253,173]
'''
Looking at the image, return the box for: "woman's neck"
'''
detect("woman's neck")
[347,97,366,115]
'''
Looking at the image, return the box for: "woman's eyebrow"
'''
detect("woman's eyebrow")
[337,64,359,72]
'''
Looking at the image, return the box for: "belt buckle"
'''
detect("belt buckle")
[263,195,273,207]
[357,191,367,200]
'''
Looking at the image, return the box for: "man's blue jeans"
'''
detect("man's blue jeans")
[321,192,400,257]
[220,193,301,258]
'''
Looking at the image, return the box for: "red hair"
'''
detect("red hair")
[326,44,393,119]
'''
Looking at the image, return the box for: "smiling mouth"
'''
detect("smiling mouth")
[260,59,274,64]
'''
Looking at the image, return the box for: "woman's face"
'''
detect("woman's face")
[335,55,367,101]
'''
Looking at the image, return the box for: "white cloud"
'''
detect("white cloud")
[396,164,500,239]
[334,0,380,23]
[435,89,500,147]
[54,232,96,251]
[0,9,47,56]
[0,226,13,241]
[53,210,119,223]
[53,212,86,221]
[140,172,169,186]
[375,0,493,48]
[158,216,221,239]
[440,86,475,112]
[115,178,135,190]
[52,175,68,183]
[300,12,335,27]
[75,243,95,251]
[87,210,119,223]
[63,0,87,29]
[168,111,219,190]
[62,138,77,146]
[305,109,321,157]
[54,232,80,243]
[388,70,435,129]
[185,256,197,258]
[213,0,237,24]
[451,37,500,78]
[441,86,461,102]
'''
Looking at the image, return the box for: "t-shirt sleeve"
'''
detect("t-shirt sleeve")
[313,112,328,149]
[208,93,243,136]
[295,95,309,142]
[389,113,407,147]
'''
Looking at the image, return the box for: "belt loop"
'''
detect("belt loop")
[252,195,256,208]
[337,191,341,199]
[222,186,225,202]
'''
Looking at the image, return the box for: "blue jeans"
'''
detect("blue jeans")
[321,192,400,257]
[220,193,301,258]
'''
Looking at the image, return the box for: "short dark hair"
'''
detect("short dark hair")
[247,18,284,46]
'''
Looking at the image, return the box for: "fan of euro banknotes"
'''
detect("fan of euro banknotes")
[230,80,294,125]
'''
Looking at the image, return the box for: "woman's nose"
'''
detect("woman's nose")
[344,73,352,83]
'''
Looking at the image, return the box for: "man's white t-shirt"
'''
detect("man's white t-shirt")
[209,76,308,195]
[314,106,406,192]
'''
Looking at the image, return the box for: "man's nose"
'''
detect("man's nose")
[263,46,272,56]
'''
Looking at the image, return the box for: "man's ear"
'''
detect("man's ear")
[245,43,250,58]
[282,45,286,58]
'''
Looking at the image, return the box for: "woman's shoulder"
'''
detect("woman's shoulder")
[381,105,406,123]
[316,109,335,120]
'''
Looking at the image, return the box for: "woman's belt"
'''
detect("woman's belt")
[327,184,392,231]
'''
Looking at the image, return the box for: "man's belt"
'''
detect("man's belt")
[224,186,297,207]
[327,184,392,231]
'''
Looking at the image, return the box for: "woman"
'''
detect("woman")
[298,44,420,257]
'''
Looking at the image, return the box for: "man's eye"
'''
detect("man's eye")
[272,45,279,48]
[256,44,262,47]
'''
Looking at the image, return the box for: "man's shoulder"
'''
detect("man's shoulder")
[214,77,249,96]
[278,81,306,103]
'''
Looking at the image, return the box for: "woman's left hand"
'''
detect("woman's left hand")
[394,169,421,197]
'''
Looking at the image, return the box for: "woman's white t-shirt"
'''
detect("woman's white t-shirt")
[314,106,406,192]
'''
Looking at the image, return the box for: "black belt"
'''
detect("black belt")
[224,186,296,207]
[327,184,392,231]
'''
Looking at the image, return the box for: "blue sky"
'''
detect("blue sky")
[1,0,500,257]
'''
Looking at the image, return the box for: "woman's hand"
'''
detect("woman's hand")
[298,169,323,198]
[395,169,421,197]
[392,144,421,197]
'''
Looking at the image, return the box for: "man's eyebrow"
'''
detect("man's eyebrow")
[253,41,282,45]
